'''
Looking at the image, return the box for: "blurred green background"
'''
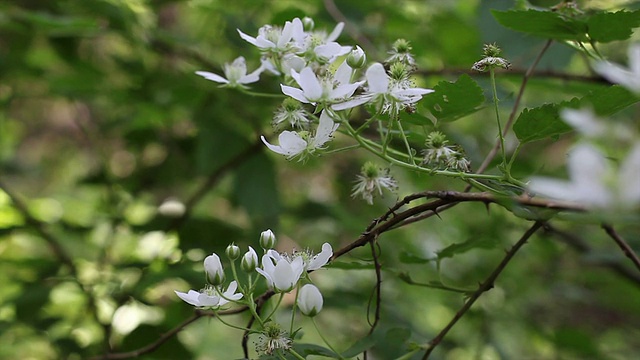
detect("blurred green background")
[1,0,639,359]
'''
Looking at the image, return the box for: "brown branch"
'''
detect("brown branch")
[421,221,544,359]
[367,239,382,334]
[544,223,640,286]
[602,224,640,273]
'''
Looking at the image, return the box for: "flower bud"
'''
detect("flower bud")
[346,46,366,69]
[204,253,225,286]
[241,246,259,272]
[226,243,240,260]
[259,229,276,250]
[298,284,323,317]
[302,17,314,31]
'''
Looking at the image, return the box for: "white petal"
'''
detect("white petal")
[334,61,353,85]
[281,85,310,104]
[332,95,372,111]
[594,62,640,92]
[330,81,365,100]
[261,135,288,156]
[560,108,606,137]
[298,67,323,101]
[195,71,229,84]
[175,290,202,306]
[308,243,332,270]
[315,43,345,59]
[366,63,389,94]
[327,22,344,42]
[197,294,221,307]
[278,131,308,156]
[312,111,339,148]
[237,29,259,46]
[273,261,296,292]
[629,44,640,75]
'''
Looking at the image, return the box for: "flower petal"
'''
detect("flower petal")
[307,243,333,270]
[281,85,310,104]
[365,63,389,94]
[195,71,229,84]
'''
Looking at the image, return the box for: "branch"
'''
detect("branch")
[544,223,640,286]
[602,224,640,273]
[367,239,382,334]
[421,221,544,359]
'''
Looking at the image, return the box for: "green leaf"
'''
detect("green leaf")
[513,86,639,143]
[232,153,281,230]
[294,343,339,357]
[341,333,378,358]
[579,85,639,116]
[513,103,571,143]
[398,251,435,264]
[587,10,640,43]
[492,9,588,41]
[437,236,500,259]
[420,74,485,123]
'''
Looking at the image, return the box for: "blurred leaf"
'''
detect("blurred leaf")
[341,333,377,358]
[514,86,639,143]
[398,251,434,264]
[437,236,500,259]
[420,74,485,123]
[232,152,280,230]
[554,328,601,357]
[491,9,588,41]
[587,10,640,43]
[294,343,339,357]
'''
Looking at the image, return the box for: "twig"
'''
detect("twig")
[367,239,382,334]
[602,224,640,273]
[421,221,543,359]
[544,223,640,286]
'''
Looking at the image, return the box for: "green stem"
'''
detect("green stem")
[355,114,379,134]
[396,119,415,164]
[489,67,507,176]
[290,284,300,336]
[312,318,345,359]
[246,293,266,328]
[288,349,306,360]
[214,312,253,332]
[238,88,284,98]
[262,292,285,323]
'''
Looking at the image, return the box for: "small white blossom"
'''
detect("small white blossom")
[256,250,305,293]
[237,18,303,54]
[261,110,340,160]
[333,62,433,114]
[195,57,263,88]
[594,44,640,93]
[241,246,259,272]
[561,108,632,141]
[260,229,277,249]
[298,284,323,317]
[174,280,243,309]
[281,62,363,106]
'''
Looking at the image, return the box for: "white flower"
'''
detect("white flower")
[174,280,243,308]
[204,253,225,285]
[261,110,340,160]
[297,22,351,64]
[352,162,398,205]
[298,284,323,317]
[528,143,640,209]
[594,44,640,93]
[256,250,305,293]
[332,62,433,114]
[237,18,303,53]
[241,246,259,272]
[281,62,364,106]
[195,57,263,88]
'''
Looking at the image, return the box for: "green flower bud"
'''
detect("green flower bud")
[226,243,240,260]
[259,229,276,250]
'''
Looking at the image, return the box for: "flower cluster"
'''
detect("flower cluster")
[174,229,332,356]
[422,131,471,172]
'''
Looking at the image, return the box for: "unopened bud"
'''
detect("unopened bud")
[346,45,366,68]
[226,243,240,260]
[259,229,276,250]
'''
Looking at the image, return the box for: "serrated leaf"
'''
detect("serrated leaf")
[437,236,499,259]
[492,9,588,41]
[420,74,485,123]
[579,85,639,116]
[587,10,640,43]
[513,103,572,143]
